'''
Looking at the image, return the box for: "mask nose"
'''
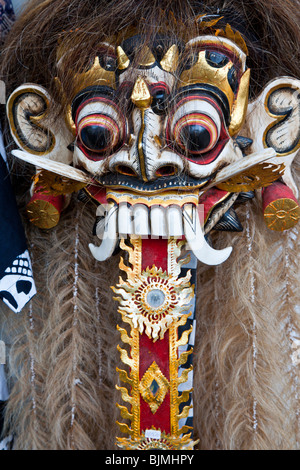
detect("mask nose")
[109,76,184,181]
[130,75,152,110]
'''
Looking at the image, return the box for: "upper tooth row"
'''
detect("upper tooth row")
[115,202,185,238]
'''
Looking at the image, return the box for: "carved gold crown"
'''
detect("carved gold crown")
[179,50,237,110]
[56,34,117,102]
[69,56,116,96]
[116,43,179,74]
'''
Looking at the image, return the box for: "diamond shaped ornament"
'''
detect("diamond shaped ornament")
[139,362,170,413]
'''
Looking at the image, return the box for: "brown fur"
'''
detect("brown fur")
[0,0,299,450]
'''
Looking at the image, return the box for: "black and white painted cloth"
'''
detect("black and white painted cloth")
[178,252,197,436]
[0,0,35,450]
[0,130,36,313]
[0,131,36,448]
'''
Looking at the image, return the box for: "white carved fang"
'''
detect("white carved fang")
[150,206,167,237]
[167,205,184,237]
[182,204,232,266]
[89,205,118,261]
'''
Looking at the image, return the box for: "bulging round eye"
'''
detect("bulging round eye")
[175,114,219,154]
[168,98,221,155]
[75,97,126,158]
[78,114,120,153]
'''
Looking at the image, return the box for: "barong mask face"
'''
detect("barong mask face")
[6,18,300,254]
[5,15,300,449]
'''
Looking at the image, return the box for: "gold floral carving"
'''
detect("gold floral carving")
[169,315,194,437]
[216,162,285,192]
[112,264,194,341]
[215,23,248,55]
[33,170,86,196]
[264,198,300,231]
[117,429,198,450]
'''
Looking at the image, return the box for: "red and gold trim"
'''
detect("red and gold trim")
[26,188,66,229]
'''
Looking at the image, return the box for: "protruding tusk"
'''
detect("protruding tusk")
[182,204,232,265]
[167,205,184,237]
[89,205,118,261]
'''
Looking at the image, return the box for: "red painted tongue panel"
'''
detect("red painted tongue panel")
[141,238,168,272]
[139,332,170,433]
[140,237,170,433]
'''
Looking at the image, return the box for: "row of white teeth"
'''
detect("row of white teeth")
[89,202,232,266]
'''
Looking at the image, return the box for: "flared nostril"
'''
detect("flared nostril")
[114,164,138,177]
[155,165,179,177]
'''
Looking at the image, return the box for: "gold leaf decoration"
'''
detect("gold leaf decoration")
[264,198,300,232]
[139,362,170,414]
[26,199,60,229]
[195,14,224,29]
[215,24,248,55]
[33,170,87,196]
[116,430,199,450]
[216,162,285,192]
[195,16,248,54]
[112,265,194,341]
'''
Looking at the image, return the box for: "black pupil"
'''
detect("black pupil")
[180,125,211,153]
[80,125,111,152]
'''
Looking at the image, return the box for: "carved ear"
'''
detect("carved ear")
[6,84,73,165]
[243,77,300,197]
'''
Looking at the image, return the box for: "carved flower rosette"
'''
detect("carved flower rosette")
[112,265,194,341]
